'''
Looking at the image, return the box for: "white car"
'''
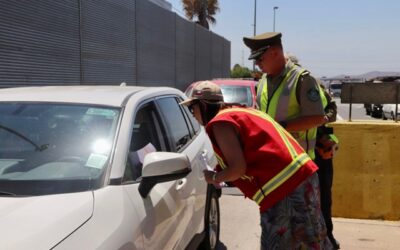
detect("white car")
[329,83,342,97]
[0,86,220,250]
[382,104,400,120]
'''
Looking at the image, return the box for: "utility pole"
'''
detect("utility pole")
[273,6,279,32]
[241,50,244,67]
[252,0,257,71]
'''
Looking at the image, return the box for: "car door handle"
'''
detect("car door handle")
[201,149,214,171]
[176,178,187,190]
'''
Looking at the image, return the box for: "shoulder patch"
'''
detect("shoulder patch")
[307,88,320,102]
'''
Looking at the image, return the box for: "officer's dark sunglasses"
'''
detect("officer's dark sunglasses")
[253,46,270,63]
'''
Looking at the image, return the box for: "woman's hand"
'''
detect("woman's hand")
[203,170,217,184]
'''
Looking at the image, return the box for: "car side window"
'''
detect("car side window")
[156,97,191,152]
[179,98,200,135]
[123,101,168,183]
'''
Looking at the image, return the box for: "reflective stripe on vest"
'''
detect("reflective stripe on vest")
[329,133,339,144]
[256,68,297,116]
[252,153,310,204]
[214,108,312,205]
[219,108,300,158]
[256,65,326,159]
[215,153,253,181]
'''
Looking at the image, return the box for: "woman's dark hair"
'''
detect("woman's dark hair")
[198,101,222,125]
[198,102,248,124]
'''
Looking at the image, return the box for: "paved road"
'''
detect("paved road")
[217,188,400,250]
[335,97,375,121]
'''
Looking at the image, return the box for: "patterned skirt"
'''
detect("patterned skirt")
[260,173,334,250]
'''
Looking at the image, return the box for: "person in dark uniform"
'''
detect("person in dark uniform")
[315,84,340,249]
[286,52,340,249]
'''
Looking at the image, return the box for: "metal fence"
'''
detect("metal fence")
[0,0,230,90]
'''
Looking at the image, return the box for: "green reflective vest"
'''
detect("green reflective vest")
[256,65,327,159]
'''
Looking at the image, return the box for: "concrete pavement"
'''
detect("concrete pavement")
[218,188,400,249]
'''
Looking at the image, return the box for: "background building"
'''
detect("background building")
[149,0,172,10]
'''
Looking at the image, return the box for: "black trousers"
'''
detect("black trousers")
[314,151,334,236]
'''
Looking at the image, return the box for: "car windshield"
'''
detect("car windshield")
[220,85,253,107]
[330,84,342,90]
[0,102,120,196]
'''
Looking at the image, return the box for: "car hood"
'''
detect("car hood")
[0,191,93,249]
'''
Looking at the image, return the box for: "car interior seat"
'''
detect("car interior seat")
[128,122,154,180]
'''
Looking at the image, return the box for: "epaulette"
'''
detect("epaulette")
[300,70,310,76]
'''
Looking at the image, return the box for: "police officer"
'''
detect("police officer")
[315,84,340,249]
[243,32,326,160]
[244,32,339,249]
[286,50,341,250]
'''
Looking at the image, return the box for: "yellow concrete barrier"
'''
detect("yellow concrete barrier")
[330,121,400,220]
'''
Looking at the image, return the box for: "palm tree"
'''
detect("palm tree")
[181,0,220,30]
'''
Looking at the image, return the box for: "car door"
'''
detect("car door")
[155,96,216,248]
[122,98,196,249]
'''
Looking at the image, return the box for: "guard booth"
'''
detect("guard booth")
[331,82,400,220]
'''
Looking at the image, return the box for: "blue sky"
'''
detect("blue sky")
[168,0,400,77]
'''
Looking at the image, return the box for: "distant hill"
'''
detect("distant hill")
[332,71,400,80]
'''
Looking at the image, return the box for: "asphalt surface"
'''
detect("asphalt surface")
[218,188,400,250]
[335,97,374,121]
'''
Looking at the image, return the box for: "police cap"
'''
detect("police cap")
[243,32,282,60]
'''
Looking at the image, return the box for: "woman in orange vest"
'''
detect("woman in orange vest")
[181,81,333,250]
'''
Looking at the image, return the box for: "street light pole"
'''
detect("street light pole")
[273,6,279,32]
[253,0,257,36]
[252,0,257,71]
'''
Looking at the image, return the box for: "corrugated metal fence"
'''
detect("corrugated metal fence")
[0,0,230,90]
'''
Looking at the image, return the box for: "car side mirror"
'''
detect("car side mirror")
[138,152,191,198]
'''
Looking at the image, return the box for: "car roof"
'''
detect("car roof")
[0,85,179,107]
[191,79,257,88]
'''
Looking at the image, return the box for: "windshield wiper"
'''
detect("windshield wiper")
[0,124,48,151]
[0,191,17,196]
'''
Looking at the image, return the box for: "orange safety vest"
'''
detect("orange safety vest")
[206,107,318,212]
